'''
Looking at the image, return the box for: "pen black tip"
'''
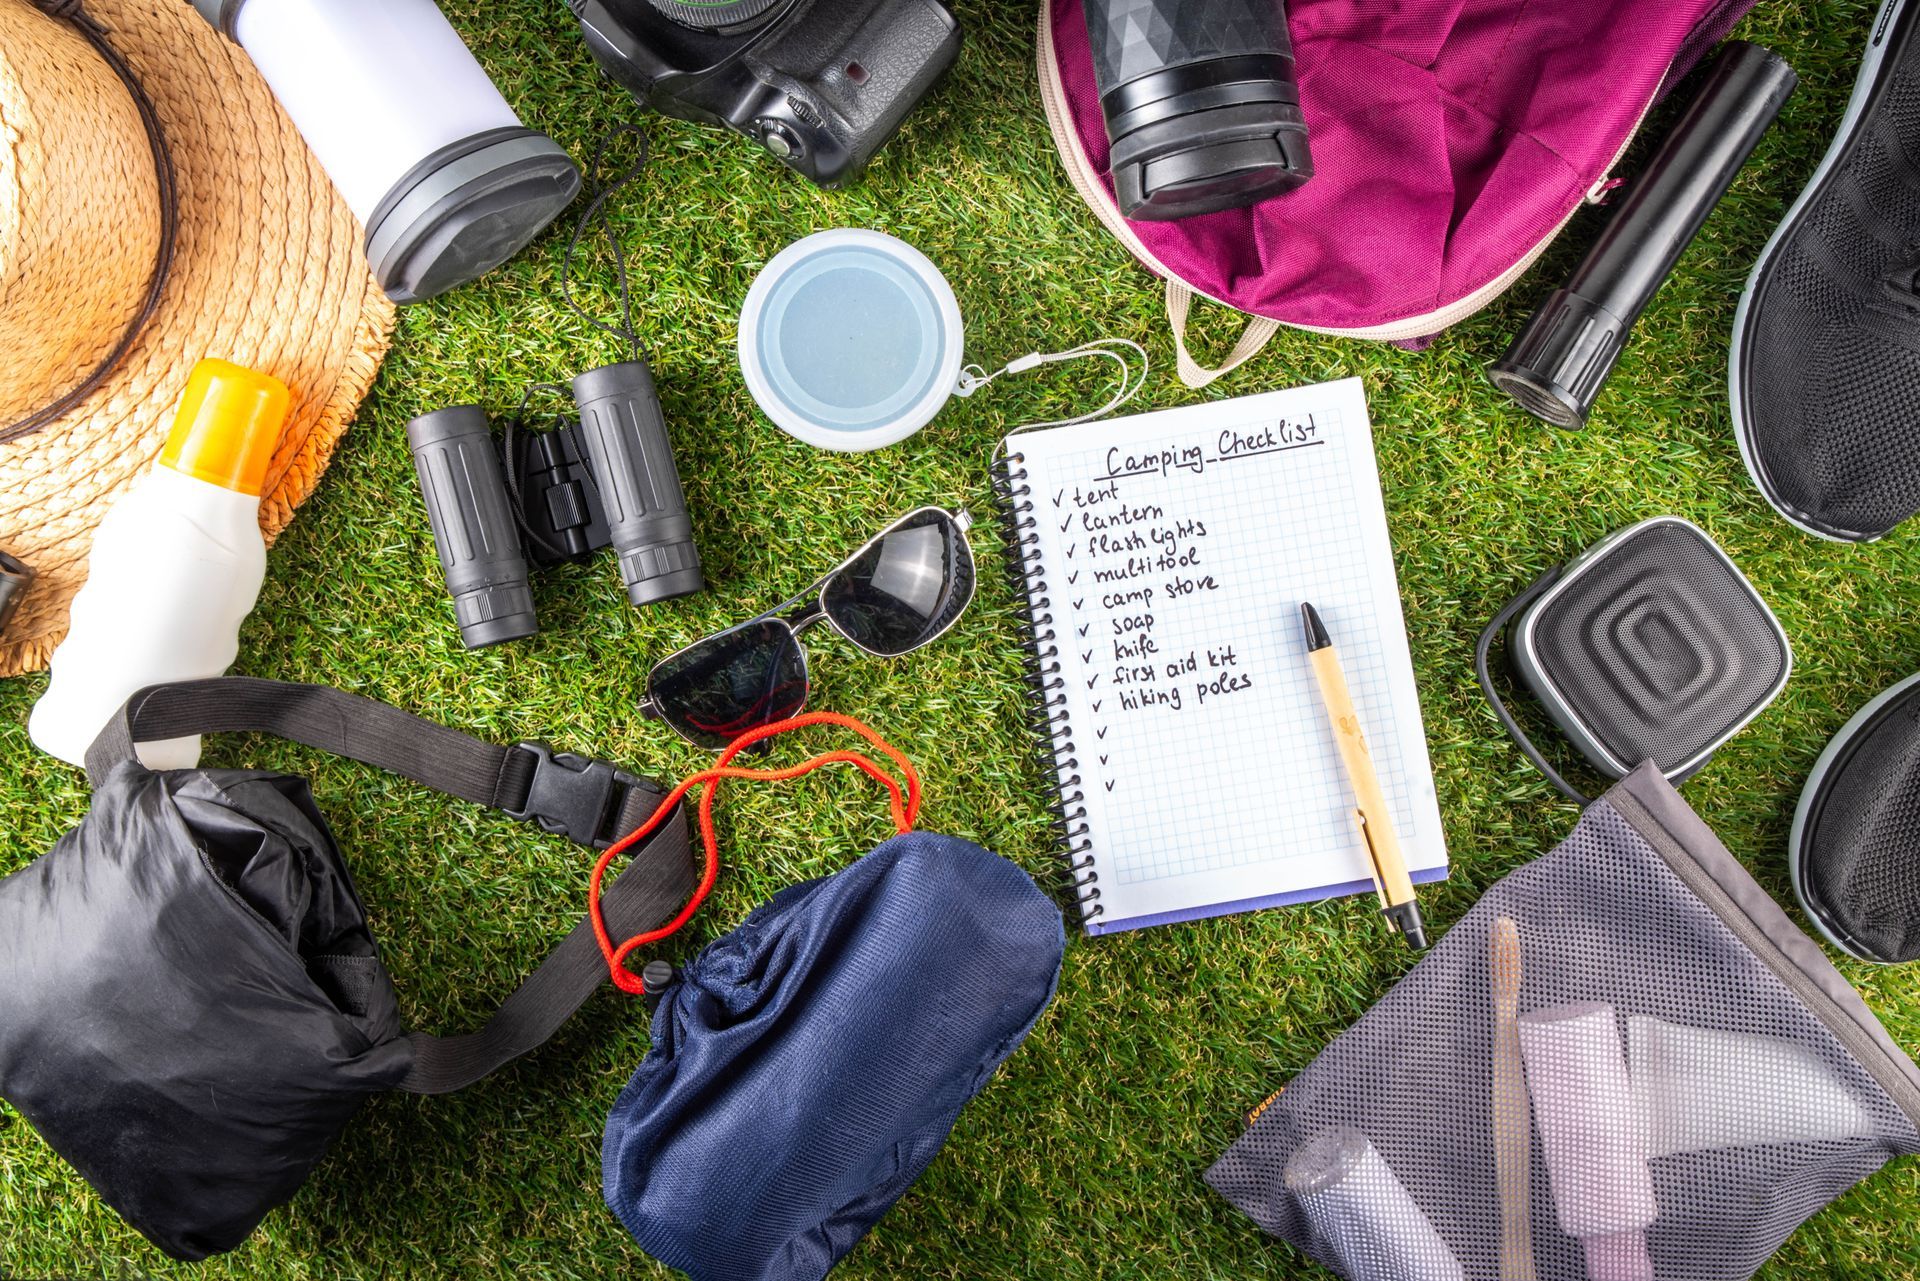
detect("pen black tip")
[1384,901,1430,951]
[1300,601,1332,652]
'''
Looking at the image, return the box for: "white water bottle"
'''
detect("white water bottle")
[30,360,291,769]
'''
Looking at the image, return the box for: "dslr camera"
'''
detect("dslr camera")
[572,0,960,187]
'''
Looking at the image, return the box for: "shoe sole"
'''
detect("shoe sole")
[1729,0,1916,543]
[1788,669,1920,963]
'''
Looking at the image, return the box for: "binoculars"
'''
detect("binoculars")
[407,361,703,648]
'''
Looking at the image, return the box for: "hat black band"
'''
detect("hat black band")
[3,1,181,446]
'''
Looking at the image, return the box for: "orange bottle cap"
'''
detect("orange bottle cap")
[159,359,291,497]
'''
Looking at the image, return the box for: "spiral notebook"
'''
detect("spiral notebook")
[992,378,1447,936]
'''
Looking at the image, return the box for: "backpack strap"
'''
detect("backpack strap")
[84,676,694,1094]
[1166,280,1280,390]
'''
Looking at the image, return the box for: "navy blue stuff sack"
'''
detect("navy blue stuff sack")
[602,830,1065,1281]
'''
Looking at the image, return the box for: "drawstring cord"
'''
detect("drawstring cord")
[590,711,922,995]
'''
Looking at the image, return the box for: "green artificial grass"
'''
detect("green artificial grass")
[6,1,1920,1276]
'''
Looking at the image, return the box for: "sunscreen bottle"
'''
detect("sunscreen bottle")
[30,360,291,768]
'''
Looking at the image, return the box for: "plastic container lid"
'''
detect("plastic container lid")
[738,230,964,452]
[160,359,292,496]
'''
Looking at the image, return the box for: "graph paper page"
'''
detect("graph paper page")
[1007,378,1447,936]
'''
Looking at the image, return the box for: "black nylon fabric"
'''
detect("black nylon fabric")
[0,678,695,1261]
[0,767,414,1260]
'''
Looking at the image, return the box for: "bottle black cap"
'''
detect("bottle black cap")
[365,128,582,304]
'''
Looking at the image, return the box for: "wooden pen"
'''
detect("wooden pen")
[1301,601,1429,949]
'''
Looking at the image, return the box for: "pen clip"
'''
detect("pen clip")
[1352,809,1388,897]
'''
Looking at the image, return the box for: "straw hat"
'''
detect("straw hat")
[0,0,395,677]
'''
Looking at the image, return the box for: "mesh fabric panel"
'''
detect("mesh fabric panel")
[1741,45,1920,537]
[1207,795,1920,1279]
[1529,522,1786,771]
[1804,682,1920,962]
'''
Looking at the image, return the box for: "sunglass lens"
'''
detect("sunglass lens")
[822,510,975,656]
[647,620,808,749]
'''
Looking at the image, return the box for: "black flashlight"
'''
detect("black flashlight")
[1490,43,1797,427]
[1081,0,1313,221]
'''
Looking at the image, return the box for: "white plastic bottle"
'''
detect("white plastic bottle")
[30,359,291,769]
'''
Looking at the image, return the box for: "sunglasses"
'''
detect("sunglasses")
[640,508,976,749]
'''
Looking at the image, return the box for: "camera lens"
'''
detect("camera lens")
[645,0,784,32]
[1082,0,1313,221]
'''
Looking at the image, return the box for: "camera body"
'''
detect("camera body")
[573,0,960,187]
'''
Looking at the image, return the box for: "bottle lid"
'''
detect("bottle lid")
[160,359,291,496]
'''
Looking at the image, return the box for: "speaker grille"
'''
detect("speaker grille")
[1530,521,1788,772]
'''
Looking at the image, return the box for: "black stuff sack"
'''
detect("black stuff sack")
[0,678,696,1261]
[593,715,1067,1281]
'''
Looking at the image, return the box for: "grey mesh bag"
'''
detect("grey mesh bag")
[1207,764,1920,1280]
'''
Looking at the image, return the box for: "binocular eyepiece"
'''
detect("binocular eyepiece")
[408,360,703,648]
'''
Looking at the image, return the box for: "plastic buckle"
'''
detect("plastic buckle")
[505,741,645,849]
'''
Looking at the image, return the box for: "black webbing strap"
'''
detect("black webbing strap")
[86,678,666,845]
[397,836,689,1093]
[84,677,695,1094]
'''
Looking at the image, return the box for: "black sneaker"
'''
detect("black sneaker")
[1730,0,1920,542]
[1791,671,1920,963]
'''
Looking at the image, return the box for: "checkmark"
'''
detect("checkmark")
[1067,545,1075,559]
[1096,726,1108,739]
[1058,516,1073,533]
[1067,571,1080,585]
[1053,489,1065,507]
[1091,700,1103,713]
[1081,649,1093,663]
[1086,674,1099,689]
[1099,754,1109,766]
[1078,624,1090,637]
[1073,599,1084,610]
[1105,781,1116,792]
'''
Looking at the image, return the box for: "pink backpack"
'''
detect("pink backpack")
[1039,0,1757,384]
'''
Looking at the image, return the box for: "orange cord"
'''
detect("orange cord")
[589,710,921,994]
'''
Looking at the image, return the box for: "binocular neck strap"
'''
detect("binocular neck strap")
[84,676,697,1095]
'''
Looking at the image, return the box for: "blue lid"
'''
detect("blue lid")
[739,230,964,452]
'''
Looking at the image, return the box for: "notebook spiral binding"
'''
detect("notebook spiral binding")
[992,451,1103,923]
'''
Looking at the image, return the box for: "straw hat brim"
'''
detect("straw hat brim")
[0,0,396,677]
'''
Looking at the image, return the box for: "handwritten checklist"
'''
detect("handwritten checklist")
[1004,379,1448,935]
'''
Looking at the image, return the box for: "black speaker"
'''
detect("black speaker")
[1477,517,1792,801]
